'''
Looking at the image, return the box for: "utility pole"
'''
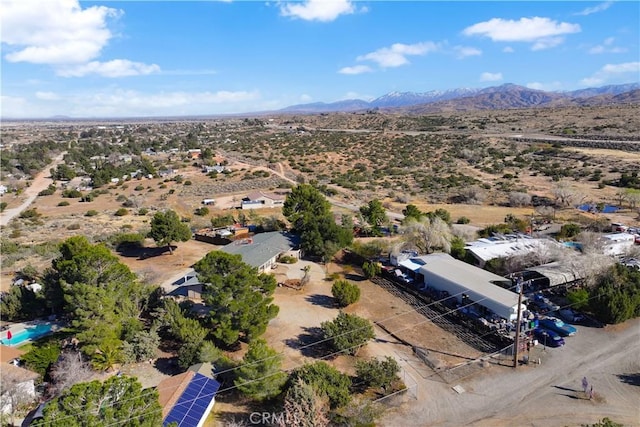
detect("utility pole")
[513,281,524,368]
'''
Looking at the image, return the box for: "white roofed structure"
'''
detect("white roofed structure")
[414,253,526,321]
[465,235,561,267]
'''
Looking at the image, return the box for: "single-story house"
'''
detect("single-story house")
[187,149,202,159]
[202,165,225,174]
[241,191,286,210]
[158,363,220,427]
[602,233,636,256]
[465,235,561,267]
[412,253,526,321]
[220,231,301,273]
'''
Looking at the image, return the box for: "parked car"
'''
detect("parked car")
[539,317,577,336]
[531,294,561,313]
[558,308,585,323]
[533,328,565,347]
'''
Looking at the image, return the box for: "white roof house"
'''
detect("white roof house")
[414,253,526,321]
[465,236,561,267]
[602,233,636,256]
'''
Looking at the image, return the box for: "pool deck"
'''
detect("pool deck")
[1,319,64,347]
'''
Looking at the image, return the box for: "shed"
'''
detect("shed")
[415,253,526,321]
[525,262,586,288]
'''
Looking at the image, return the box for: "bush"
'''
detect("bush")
[67,223,81,230]
[194,207,209,216]
[321,311,373,356]
[0,202,7,212]
[57,201,70,207]
[85,210,98,217]
[134,185,145,191]
[138,208,149,216]
[362,261,381,279]
[355,356,400,390]
[456,216,471,224]
[19,208,41,219]
[331,280,361,306]
[38,184,57,196]
[184,180,192,186]
[278,255,298,264]
[62,189,82,198]
[558,223,581,239]
[291,362,351,409]
[114,208,129,216]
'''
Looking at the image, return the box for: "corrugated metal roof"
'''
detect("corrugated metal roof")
[526,262,585,287]
[466,237,560,262]
[415,253,518,308]
[220,231,300,269]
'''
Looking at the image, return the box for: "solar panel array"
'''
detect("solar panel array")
[164,373,221,427]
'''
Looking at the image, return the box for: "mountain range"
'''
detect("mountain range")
[280,83,640,114]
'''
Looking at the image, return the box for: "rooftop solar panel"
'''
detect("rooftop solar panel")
[163,373,221,427]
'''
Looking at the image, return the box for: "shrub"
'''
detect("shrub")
[278,255,298,264]
[19,208,41,219]
[0,202,7,212]
[57,201,70,207]
[321,312,373,356]
[62,189,82,198]
[355,356,400,390]
[558,223,581,239]
[138,208,149,216]
[114,208,129,216]
[194,207,209,216]
[362,261,381,279]
[38,184,57,196]
[456,216,471,224]
[331,280,361,306]
[134,185,144,191]
[183,180,192,186]
[85,210,98,217]
[291,362,351,409]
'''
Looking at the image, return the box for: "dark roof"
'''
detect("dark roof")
[220,231,300,269]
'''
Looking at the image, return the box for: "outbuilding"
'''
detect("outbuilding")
[414,253,526,321]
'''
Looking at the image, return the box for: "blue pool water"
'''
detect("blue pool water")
[1,323,54,346]
[577,204,619,213]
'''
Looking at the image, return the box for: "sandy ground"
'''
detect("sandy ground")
[380,319,640,427]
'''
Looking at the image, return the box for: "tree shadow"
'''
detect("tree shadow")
[154,356,181,375]
[617,373,640,386]
[284,326,332,359]
[305,294,335,308]
[115,245,178,260]
[344,273,366,282]
[555,393,582,400]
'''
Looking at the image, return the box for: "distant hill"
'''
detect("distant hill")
[280,82,640,113]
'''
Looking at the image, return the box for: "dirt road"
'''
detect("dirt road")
[381,319,640,427]
[0,152,66,227]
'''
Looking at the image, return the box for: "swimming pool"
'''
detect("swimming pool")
[1,323,54,346]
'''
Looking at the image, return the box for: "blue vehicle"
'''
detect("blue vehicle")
[538,317,577,337]
[533,328,565,348]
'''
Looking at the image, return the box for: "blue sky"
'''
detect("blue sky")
[1,0,639,118]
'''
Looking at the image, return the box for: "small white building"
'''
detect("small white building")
[465,235,561,267]
[602,233,636,256]
[413,253,526,321]
[241,191,286,210]
[0,184,7,195]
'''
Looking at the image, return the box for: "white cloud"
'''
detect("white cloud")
[57,60,160,78]
[588,37,627,54]
[35,91,60,101]
[453,46,482,59]
[338,65,373,75]
[503,46,515,53]
[357,42,440,68]
[1,0,158,78]
[574,1,613,16]
[580,61,640,86]
[299,94,312,102]
[480,72,503,82]
[463,17,580,50]
[1,0,119,64]
[279,0,356,22]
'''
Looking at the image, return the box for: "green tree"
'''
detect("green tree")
[321,312,374,356]
[195,252,279,346]
[426,208,451,224]
[402,204,423,223]
[450,236,467,260]
[362,261,381,279]
[567,288,590,310]
[22,342,61,377]
[32,376,162,427]
[148,209,191,254]
[122,329,160,363]
[291,362,351,409]
[331,280,361,307]
[558,223,581,239]
[355,356,400,390]
[589,264,640,324]
[48,236,152,354]
[359,199,388,235]
[283,184,353,259]
[235,339,287,401]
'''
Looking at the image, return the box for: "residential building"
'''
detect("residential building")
[220,231,301,273]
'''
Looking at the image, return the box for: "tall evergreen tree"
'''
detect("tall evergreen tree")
[148,209,191,254]
[235,339,287,401]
